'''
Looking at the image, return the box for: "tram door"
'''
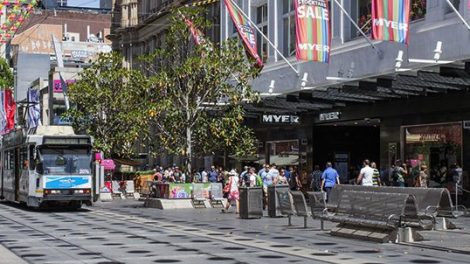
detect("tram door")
[14,148,19,201]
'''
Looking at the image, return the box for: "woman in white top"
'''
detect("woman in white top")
[222,170,239,213]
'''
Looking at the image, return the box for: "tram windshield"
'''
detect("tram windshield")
[38,148,92,175]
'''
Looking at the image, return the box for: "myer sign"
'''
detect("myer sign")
[262,114,300,124]
[319,111,341,121]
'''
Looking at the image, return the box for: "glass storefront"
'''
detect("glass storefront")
[264,140,306,168]
[403,122,462,189]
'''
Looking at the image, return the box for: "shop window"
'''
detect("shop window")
[403,123,462,190]
[266,140,306,168]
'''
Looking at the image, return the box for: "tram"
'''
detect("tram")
[0,126,94,209]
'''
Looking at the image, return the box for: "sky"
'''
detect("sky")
[67,0,99,8]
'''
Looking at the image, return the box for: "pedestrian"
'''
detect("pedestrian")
[275,169,288,185]
[222,170,240,213]
[310,165,323,191]
[240,166,249,187]
[321,162,340,201]
[262,164,275,209]
[201,169,208,183]
[391,160,407,187]
[417,165,429,188]
[357,159,374,186]
[371,162,382,186]
[208,165,218,183]
[246,167,257,187]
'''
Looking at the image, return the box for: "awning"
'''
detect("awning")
[113,158,142,166]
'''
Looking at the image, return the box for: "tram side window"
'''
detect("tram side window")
[3,151,8,170]
[4,150,14,170]
[20,147,28,170]
[29,145,35,170]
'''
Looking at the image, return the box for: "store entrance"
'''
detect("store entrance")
[313,119,380,183]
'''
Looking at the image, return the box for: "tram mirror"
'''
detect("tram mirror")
[36,162,43,174]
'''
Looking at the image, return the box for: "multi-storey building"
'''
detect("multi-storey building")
[112,0,470,202]
[10,5,112,125]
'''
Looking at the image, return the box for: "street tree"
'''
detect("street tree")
[66,52,153,158]
[142,8,260,173]
[0,57,13,88]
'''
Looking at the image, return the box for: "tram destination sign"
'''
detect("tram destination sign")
[262,114,300,124]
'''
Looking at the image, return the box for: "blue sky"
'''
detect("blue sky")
[67,0,99,8]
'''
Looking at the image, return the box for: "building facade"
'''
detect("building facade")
[111,0,470,202]
[226,0,470,202]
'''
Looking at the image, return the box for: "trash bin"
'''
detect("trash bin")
[268,185,290,217]
[239,187,263,219]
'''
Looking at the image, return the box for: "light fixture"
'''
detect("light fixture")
[301,72,308,87]
[395,41,453,72]
[259,80,282,97]
[433,41,442,62]
[327,61,358,82]
[268,80,275,94]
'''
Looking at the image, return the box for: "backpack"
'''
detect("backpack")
[255,175,263,187]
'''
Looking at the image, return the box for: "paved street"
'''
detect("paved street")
[1,199,470,264]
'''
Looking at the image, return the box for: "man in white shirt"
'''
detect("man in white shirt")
[357,159,374,186]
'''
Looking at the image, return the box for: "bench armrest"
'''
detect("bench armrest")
[425,206,439,217]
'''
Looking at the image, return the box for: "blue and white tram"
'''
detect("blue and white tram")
[0,126,94,209]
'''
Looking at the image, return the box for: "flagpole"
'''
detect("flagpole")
[445,0,470,30]
[333,0,383,57]
[228,0,300,76]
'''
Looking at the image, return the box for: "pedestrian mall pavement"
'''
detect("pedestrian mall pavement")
[94,199,470,263]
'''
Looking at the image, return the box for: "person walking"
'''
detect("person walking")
[357,159,374,186]
[392,160,406,187]
[275,169,288,185]
[417,165,429,188]
[371,162,382,186]
[222,170,240,213]
[321,162,340,201]
[208,166,218,183]
[310,165,323,191]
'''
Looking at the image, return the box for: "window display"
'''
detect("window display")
[404,122,462,190]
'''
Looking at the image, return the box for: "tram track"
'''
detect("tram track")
[0,202,125,264]
[1,201,470,263]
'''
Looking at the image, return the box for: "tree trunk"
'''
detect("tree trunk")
[185,95,192,178]
[186,125,192,178]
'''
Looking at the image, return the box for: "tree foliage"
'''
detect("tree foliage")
[142,7,260,170]
[0,57,13,89]
[66,52,152,158]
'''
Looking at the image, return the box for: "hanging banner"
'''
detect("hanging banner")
[223,0,263,68]
[371,0,411,44]
[183,17,206,46]
[294,0,331,62]
[3,89,16,133]
[0,91,6,133]
[27,88,41,129]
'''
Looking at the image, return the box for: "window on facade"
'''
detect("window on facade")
[445,0,460,14]
[256,3,268,62]
[355,0,427,38]
[282,0,295,57]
